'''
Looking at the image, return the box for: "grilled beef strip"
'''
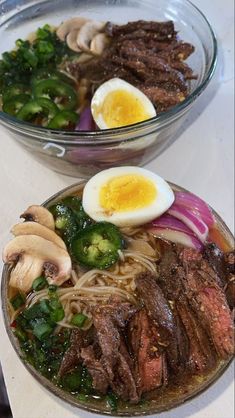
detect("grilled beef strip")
[135,272,183,372]
[93,302,139,402]
[128,309,168,394]
[105,20,176,38]
[58,328,94,377]
[80,345,109,394]
[177,298,216,372]
[182,268,234,358]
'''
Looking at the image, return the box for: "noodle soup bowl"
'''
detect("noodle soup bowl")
[1,181,234,415]
[0,0,217,178]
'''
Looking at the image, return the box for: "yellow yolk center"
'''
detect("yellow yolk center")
[99,174,157,212]
[96,89,152,128]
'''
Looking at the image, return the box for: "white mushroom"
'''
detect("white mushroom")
[77,20,105,52]
[20,205,55,230]
[56,17,90,41]
[66,29,82,52]
[11,222,66,250]
[90,33,109,55]
[3,235,72,292]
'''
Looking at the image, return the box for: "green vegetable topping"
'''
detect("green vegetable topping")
[2,94,31,116]
[32,320,54,341]
[60,368,82,392]
[32,276,48,291]
[33,79,77,110]
[10,293,26,310]
[47,110,78,130]
[2,83,31,102]
[71,222,124,269]
[106,393,118,411]
[71,313,88,328]
[16,98,59,124]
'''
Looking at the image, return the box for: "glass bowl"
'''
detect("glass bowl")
[0,0,217,178]
[1,181,234,416]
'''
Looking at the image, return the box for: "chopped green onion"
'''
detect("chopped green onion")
[10,293,25,310]
[32,276,48,291]
[77,393,88,402]
[61,369,82,392]
[48,284,57,292]
[39,299,51,315]
[71,313,88,328]
[106,393,118,411]
[32,321,54,340]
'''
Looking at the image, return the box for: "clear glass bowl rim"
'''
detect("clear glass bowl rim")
[1,180,234,417]
[0,0,217,146]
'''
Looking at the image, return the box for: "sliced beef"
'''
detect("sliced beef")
[183,269,234,358]
[177,299,216,372]
[135,272,182,372]
[80,345,109,394]
[128,309,168,394]
[93,303,139,402]
[58,328,93,377]
[140,86,185,112]
[105,20,176,39]
[225,276,235,309]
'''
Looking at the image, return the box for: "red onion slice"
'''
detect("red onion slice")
[174,191,214,227]
[148,214,203,250]
[168,204,208,243]
[148,227,203,251]
[75,107,96,131]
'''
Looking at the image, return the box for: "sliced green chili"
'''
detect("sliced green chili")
[71,222,124,269]
[2,94,31,116]
[47,110,78,130]
[33,79,77,110]
[16,98,59,123]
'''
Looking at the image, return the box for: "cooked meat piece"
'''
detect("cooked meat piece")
[111,337,139,402]
[177,299,216,372]
[128,309,168,394]
[203,243,228,284]
[158,42,195,61]
[135,272,181,372]
[80,345,109,394]
[93,303,139,402]
[183,270,234,358]
[58,328,93,377]
[225,276,235,309]
[105,20,176,38]
[140,86,185,112]
[224,250,235,274]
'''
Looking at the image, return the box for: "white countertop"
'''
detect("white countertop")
[0,0,234,417]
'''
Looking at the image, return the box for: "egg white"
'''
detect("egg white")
[82,166,175,227]
[91,78,156,129]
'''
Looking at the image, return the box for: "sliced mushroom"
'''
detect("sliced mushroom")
[90,33,109,55]
[3,235,72,292]
[67,29,82,52]
[11,222,66,250]
[77,20,105,52]
[56,17,90,41]
[20,205,55,231]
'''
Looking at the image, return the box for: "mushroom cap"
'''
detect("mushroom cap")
[90,33,110,55]
[3,235,72,292]
[11,222,66,250]
[21,205,55,230]
[76,20,105,52]
[56,17,90,41]
[67,29,82,52]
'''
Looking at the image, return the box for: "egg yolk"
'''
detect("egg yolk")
[99,174,157,213]
[95,89,153,128]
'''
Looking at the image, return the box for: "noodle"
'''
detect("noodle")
[24,232,159,330]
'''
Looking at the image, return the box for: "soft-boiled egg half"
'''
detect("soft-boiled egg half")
[91,78,156,129]
[82,167,175,227]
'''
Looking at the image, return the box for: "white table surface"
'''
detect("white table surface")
[0,0,234,417]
